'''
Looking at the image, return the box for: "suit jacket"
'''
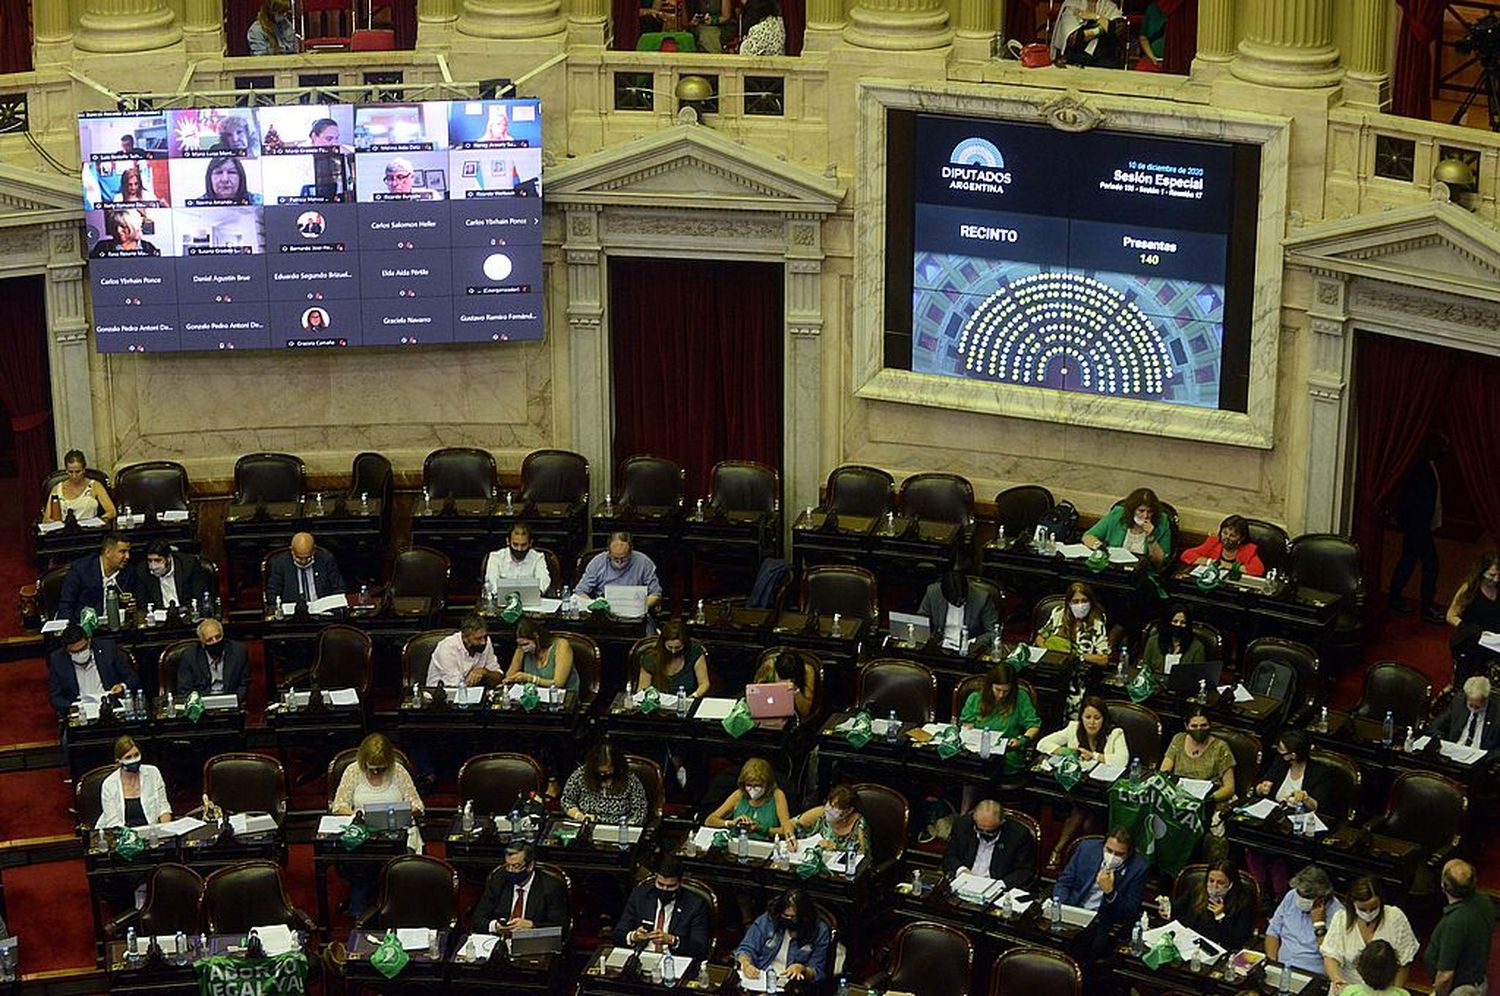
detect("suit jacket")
[612,881,710,959]
[47,638,139,716]
[1256,757,1340,816]
[1054,838,1147,927]
[177,639,251,702]
[917,582,1001,651]
[941,813,1037,889]
[57,554,116,622]
[471,869,570,933]
[265,548,345,603]
[1427,697,1500,751]
[126,553,213,611]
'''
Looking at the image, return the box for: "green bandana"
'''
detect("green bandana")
[638,685,661,715]
[1007,641,1032,669]
[935,724,963,760]
[79,606,98,635]
[519,682,540,712]
[710,830,730,851]
[588,598,610,613]
[370,930,410,979]
[844,711,873,750]
[721,698,755,738]
[1196,565,1222,590]
[1141,931,1182,969]
[1053,749,1084,791]
[1085,547,1111,572]
[112,826,145,860]
[795,846,826,879]
[1126,665,1157,704]
[499,592,523,624]
[183,690,205,724]
[339,820,369,852]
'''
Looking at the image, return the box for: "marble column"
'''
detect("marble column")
[418,0,460,47]
[784,215,826,521]
[567,0,608,47]
[1231,0,1341,89]
[32,0,73,66]
[457,0,567,38]
[843,0,952,51]
[952,0,997,64]
[1300,272,1350,534]
[1192,0,1236,77]
[45,226,96,465]
[182,0,226,54]
[1342,0,1391,108]
[75,0,183,54]
[562,207,611,489]
[801,0,845,50]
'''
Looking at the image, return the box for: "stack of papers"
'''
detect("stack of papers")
[603,948,635,971]
[820,848,864,875]
[77,516,107,528]
[996,887,1033,913]
[460,934,500,961]
[1177,778,1215,800]
[36,521,62,534]
[592,823,643,845]
[160,509,190,522]
[324,688,359,707]
[396,928,434,952]
[1438,740,1488,765]
[1088,762,1126,783]
[870,718,900,737]
[1478,632,1500,653]
[740,971,783,993]
[249,924,297,956]
[1056,544,1137,563]
[41,619,68,634]
[318,815,355,835]
[277,594,348,617]
[150,816,207,839]
[116,513,146,528]
[693,698,737,721]
[229,812,278,836]
[689,826,775,860]
[1142,921,1224,963]
[1216,684,1256,703]
[450,686,485,706]
[951,871,1005,904]
[1239,798,1280,820]
[506,684,562,705]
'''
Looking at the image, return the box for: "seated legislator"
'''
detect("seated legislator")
[505,617,578,693]
[1035,582,1111,665]
[48,625,139,718]
[790,784,869,856]
[1321,878,1418,992]
[128,539,213,612]
[636,620,710,699]
[735,888,831,985]
[483,523,553,596]
[614,855,711,959]
[41,449,116,524]
[1179,514,1266,577]
[917,570,1000,654]
[1246,730,1334,898]
[576,532,662,609]
[471,841,568,934]
[427,614,506,689]
[1037,696,1128,865]
[1427,675,1500,750]
[751,649,817,721]
[958,662,1041,774]
[1141,601,1208,675]
[331,733,426,915]
[1266,864,1343,975]
[178,618,250,703]
[561,741,647,824]
[1051,0,1126,67]
[97,734,172,829]
[705,757,795,840]
[56,533,132,623]
[1082,487,1172,566]
[247,0,300,55]
[1053,824,1147,927]
[265,532,345,605]
[1159,706,1237,835]
[1178,860,1256,952]
[942,799,1037,889]
[1446,552,1500,683]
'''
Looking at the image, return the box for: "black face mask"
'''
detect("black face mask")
[509,547,528,562]
[205,642,225,660]
[655,887,678,905]
[507,868,531,885]
[977,828,1000,843]
[464,641,486,656]
[1170,624,1191,644]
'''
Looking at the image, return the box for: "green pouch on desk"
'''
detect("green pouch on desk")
[1142,932,1182,969]
[340,820,369,852]
[1195,565,1222,591]
[1053,749,1084,791]
[844,711,873,750]
[1007,641,1032,670]
[639,686,661,715]
[936,725,962,760]
[721,698,755,738]
[588,598,610,613]
[500,592,524,624]
[519,682,540,712]
[1126,666,1156,704]
[370,930,410,979]
[183,691,205,724]
[710,830,730,851]
[79,606,98,636]
[1086,548,1110,573]
[795,847,826,879]
[112,826,144,860]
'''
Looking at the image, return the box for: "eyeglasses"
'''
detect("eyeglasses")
[385,171,412,181]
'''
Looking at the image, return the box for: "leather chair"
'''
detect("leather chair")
[357,855,459,930]
[572,548,605,588]
[1366,770,1467,895]
[627,635,656,693]
[825,464,895,518]
[1169,864,1261,921]
[1351,661,1432,730]
[37,566,66,621]
[853,783,908,879]
[681,877,719,955]
[899,473,975,529]
[1244,518,1291,576]
[347,451,393,505]
[1139,620,1226,665]
[389,546,451,604]
[990,946,1080,996]
[951,674,1039,725]
[521,449,590,508]
[869,920,973,996]
[115,461,190,514]
[401,628,451,687]
[1289,533,1365,660]
[1210,726,1261,802]
[814,903,843,978]
[993,485,1054,540]
[1031,593,1067,636]
[327,747,414,811]
[120,863,203,938]
[616,455,684,508]
[708,460,780,516]
[293,623,373,693]
[233,453,305,505]
[203,753,288,824]
[628,754,666,828]
[157,639,197,699]
[752,647,827,723]
[1105,701,1163,770]
[1308,748,1361,825]
[202,861,314,935]
[996,811,1041,890]
[458,753,544,814]
[857,660,937,724]
[802,565,878,621]
[422,447,497,500]
[559,631,602,715]
[76,763,115,832]
[1242,637,1320,727]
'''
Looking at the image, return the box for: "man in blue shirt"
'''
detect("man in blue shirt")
[576,532,662,609]
[1054,824,1147,927]
[1265,864,1342,975]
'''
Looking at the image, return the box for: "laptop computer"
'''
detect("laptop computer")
[364,801,413,831]
[496,580,543,609]
[887,611,931,646]
[746,682,796,719]
[1163,660,1225,695]
[507,926,563,957]
[604,584,649,618]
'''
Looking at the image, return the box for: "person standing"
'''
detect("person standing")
[1426,860,1494,996]
[1388,432,1447,624]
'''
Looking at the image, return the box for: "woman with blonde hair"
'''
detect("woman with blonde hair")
[248,0,300,55]
[331,733,425,914]
[704,757,794,839]
[97,734,171,829]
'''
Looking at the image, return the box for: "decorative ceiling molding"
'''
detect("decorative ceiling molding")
[0,161,84,231]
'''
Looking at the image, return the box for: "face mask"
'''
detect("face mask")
[149,562,168,577]
[519,643,537,655]
[1207,885,1228,901]
[1355,906,1381,923]
[1188,729,1211,744]
[977,828,1000,843]
[655,887,678,905]
[824,807,847,823]
[206,642,225,660]
[509,547,528,562]
[1134,514,1151,529]
[745,786,766,801]
[1294,895,1317,912]
[1069,602,1091,620]
[1101,852,1124,871]
[122,758,142,773]
[1170,624,1191,643]
[71,649,92,665]
[465,641,486,656]
[507,868,530,885]
[780,916,797,928]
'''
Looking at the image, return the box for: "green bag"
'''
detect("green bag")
[844,711,873,750]
[499,592,524,624]
[79,605,98,635]
[588,598,610,613]
[710,830,730,851]
[1141,930,1182,969]
[518,682,540,712]
[1126,665,1156,704]
[183,690,205,724]
[721,698,755,738]
[935,724,962,760]
[339,820,369,852]
[795,846,826,879]
[1006,641,1032,669]
[112,826,145,860]
[1052,749,1084,791]
[1085,548,1110,572]
[369,930,410,979]
[638,685,661,715]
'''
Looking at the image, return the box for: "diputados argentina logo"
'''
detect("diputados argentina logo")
[943,137,1012,194]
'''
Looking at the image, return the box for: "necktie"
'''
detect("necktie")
[301,565,313,601]
[654,903,666,952]
[1464,711,1480,747]
[511,885,526,921]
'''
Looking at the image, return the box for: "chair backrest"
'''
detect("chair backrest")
[1243,518,1291,575]
[1139,620,1225,663]
[825,464,894,518]
[538,548,563,596]
[993,485,1054,539]
[990,946,1080,996]
[1289,533,1364,599]
[349,451,393,503]
[709,460,780,514]
[390,546,451,601]
[951,674,1039,725]
[889,920,973,996]
[628,753,665,827]
[1308,748,1361,825]
[617,455,684,508]
[326,747,414,811]
[138,863,204,937]
[39,467,111,509]
[204,753,287,822]
[369,855,459,930]
[1031,593,1066,636]
[1168,864,1261,925]
[350,27,395,49]
[627,635,656,692]
[1352,661,1432,728]
[559,631,602,714]
[1105,701,1163,769]
[898,473,974,528]
[76,763,115,831]
[802,565,878,620]
[521,449,590,505]
[158,639,198,699]
[856,659,936,724]
[233,453,305,505]
[1210,727,1261,800]
[311,624,373,692]
[423,447,497,500]
[1381,770,1467,852]
[681,877,719,953]
[402,628,451,687]
[202,861,299,935]
[853,783,908,868]
[476,862,574,937]
[115,461,190,513]
[1243,637,1320,725]
[457,753,544,814]
[38,565,67,619]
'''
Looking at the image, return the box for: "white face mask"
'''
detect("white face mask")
[71,648,93,665]
[1355,906,1381,923]
[1101,851,1124,870]
[1294,894,1317,912]
[149,561,169,578]
[1069,602,1091,620]
[1134,513,1152,529]
[745,786,766,801]
[824,807,847,823]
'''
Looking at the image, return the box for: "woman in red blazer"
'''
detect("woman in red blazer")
[1180,514,1265,576]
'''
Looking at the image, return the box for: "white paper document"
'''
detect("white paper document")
[1439,740,1488,765]
[461,934,500,961]
[604,947,634,971]
[1143,921,1225,962]
[449,686,485,706]
[250,924,296,956]
[1480,631,1500,653]
[78,699,101,721]
[77,516,106,528]
[998,888,1033,914]
[951,871,1005,904]
[1177,778,1214,800]
[324,688,360,707]
[36,521,62,534]
[116,513,145,528]
[1291,812,1329,835]
[1088,762,1126,783]
[693,697,738,721]
[535,597,564,615]
[592,823,643,845]
[1239,798,1280,820]
[633,690,682,711]
[821,849,864,875]
[153,816,207,838]
[1411,735,1432,751]
[318,815,355,835]
[740,971,782,993]
[958,728,1007,755]
[1106,548,1139,564]
[310,593,348,615]
[41,618,68,634]
[1055,543,1093,559]
[160,509,190,522]
[229,812,278,835]
[397,928,434,952]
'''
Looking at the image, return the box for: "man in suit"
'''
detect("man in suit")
[265,531,345,604]
[916,570,1000,655]
[612,855,710,959]
[472,842,569,934]
[47,624,139,717]
[1427,676,1500,751]
[1388,431,1447,624]
[128,539,213,612]
[941,799,1036,889]
[177,618,250,703]
[1053,825,1147,928]
[56,533,131,622]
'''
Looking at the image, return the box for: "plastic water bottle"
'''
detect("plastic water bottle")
[174,930,188,965]
[461,801,474,834]
[1403,725,1415,753]
[359,491,370,513]
[165,690,174,716]
[1190,944,1203,973]
[831,611,842,634]
[1317,705,1329,731]
[836,977,850,996]
[1048,896,1063,933]
[1000,890,1013,917]
[1118,644,1130,680]
[675,692,689,718]
[1381,710,1395,747]
[313,491,324,515]
[421,487,432,514]
[843,837,857,880]
[979,727,993,760]
[660,948,677,984]
[695,599,706,624]
[906,622,916,644]
[560,585,573,619]
[505,491,515,513]
[1196,678,1208,703]
[1128,756,1142,782]
[959,625,970,655]
[1292,797,1306,834]
[695,498,705,517]
[509,807,522,834]
[1131,912,1146,955]
[428,929,440,960]
[616,812,630,851]
[1278,962,1292,996]
[411,682,421,708]
[198,933,208,958]
[991,625,1003,660]
[885,709,901,744]
[737,826,750,864]
[125,927,139,960]
[997,524,1007,546]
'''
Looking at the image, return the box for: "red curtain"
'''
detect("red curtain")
[1393,0,1444,120]
[228,0,256,56]
[1351,332,1461,605]
[0,278,53,541]
[0,0,30,73]
[608,257,783,499]
[1005,0,1040,44]
[1446,359,1500,549]
[1156,0,1196,75]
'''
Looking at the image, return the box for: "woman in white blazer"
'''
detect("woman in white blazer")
[1036,696,1128,866]
[96,735,172,829]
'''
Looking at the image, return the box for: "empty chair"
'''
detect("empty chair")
[615,455,685,508]
[283,624,373,693]
[1105,701,1163,770]
[300,0,354,49]
[852,783,908,879]
[990,947,1080,996]
[203,753,287,823]
[1242,637,1320,727]
[1351,661,1432,730]
[867,920,973,996]
[233,453,305,505]
[856,660,936,724]
[521,449,590,508]
[388,546,450,603]
[422,447,497,501]
[824,464,894,519]
[37,565,67,622]
[203,861,313,935]
[1366,770,1467,894]
[993,485,1054,541]
[458,753,544,815]
[118,863,203,938]
[357,855,459,930]
[115,461,190,514]
[1289,533,1364,659]
[802,565,878,621]
[346,451,393,506]
[401,628,450,687]
[1308,747,1361,825]
[899,473,975,529]
[708,460,780,516]
[1244,518,1291,575]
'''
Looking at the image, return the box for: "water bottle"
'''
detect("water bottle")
[428,929,440,960]
[560,585,573,619]
[911,867,923,894]
[132,690,142,720]
[675,692,689,718]
[695,498,705,517]
[359,583,370,605]
[660,947,677,984]
[198,933,209,958]
[1190,944,1203,973]
[421,487,433,514]
[461,801,474,834]
[1403,725,1415,753]
[997,523,1007,546]
[695,599,705,624]
[843,836,857,880]
[1000,890,1013,917]
[1117,644,1130,680]
[165,690,174,716]
[1317,705,1329,731]
[509,806,521,834]
[1197,678,1208,703]
[959,625,969,655]
[1292,797,1306,833]
[991,625,1003,661]
[979,727,993,760]
[504,491,515,513]
[831,611,843,634]
[802,504,814,526]
[313,491,325,515]
[737,826,750,864]
[174,930,188,965]
[274,598,285,622]
[885,709,900,744]
[616,812,630,851]
[1131,913,1145,955]
[411,682,421,708]
[125,926,139,961]
[201,591,215,620]
[1381,710,1395,747]
[1128,756,1141,783]
[836,977,850,996]
[1278,962,1292,996]
[1048,896,1063,933]
[144,602,155,628]
[386,803,395,827]
[603,492,614,516]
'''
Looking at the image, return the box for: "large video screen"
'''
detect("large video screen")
[883,112,1260,412]
[79,99,543,353]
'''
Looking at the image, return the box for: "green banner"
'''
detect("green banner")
[196,952,310,995]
